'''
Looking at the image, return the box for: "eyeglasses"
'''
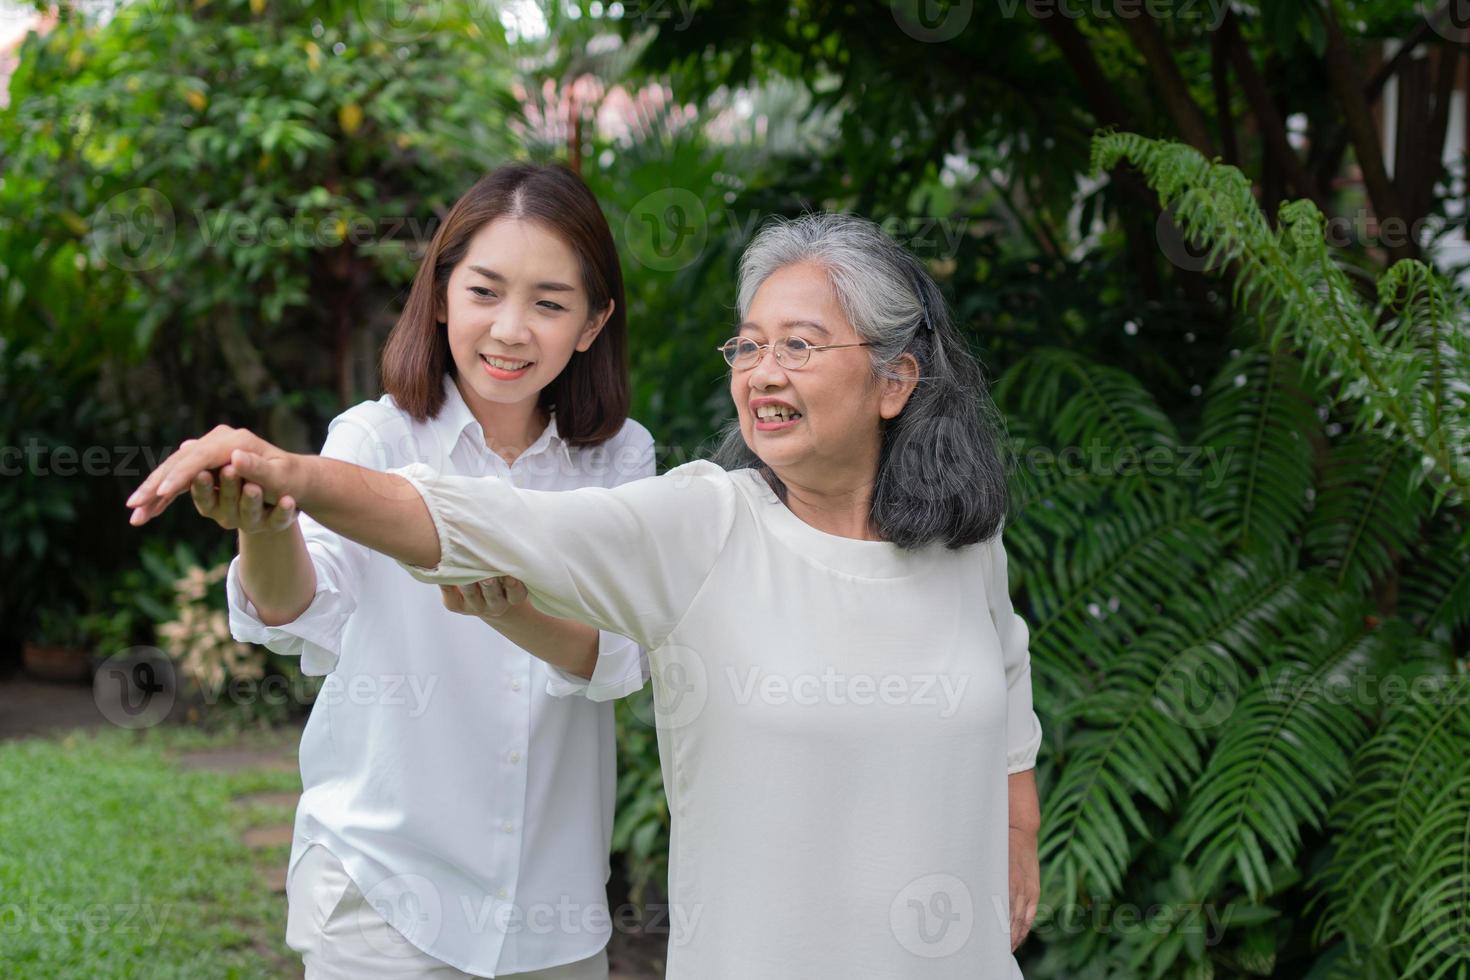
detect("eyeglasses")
[716,336,873,370]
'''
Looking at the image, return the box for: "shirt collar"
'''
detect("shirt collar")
[435,375,572,467]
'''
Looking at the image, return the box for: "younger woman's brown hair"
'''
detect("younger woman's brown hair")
[381,163,630,447]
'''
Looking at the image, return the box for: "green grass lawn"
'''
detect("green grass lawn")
[0,726,303,979]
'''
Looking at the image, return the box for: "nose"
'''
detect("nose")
[747,344,788,389]
[488,302,533,347]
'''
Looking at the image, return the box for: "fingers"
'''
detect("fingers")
[189,472,218,518]
[128,439,222,524]
[440,585,465,613]
[263,495,299,533]
[476,578,509,616]
[239,479,263,528]
[439,578,522,619]
[126,426,262,525]
[127,439,193,508]
[501,577,528,605]
[219,466,242,518]
[231,448,295,503]
[1009,888,1036,950]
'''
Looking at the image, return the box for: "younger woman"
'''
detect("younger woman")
[191,164,652,978]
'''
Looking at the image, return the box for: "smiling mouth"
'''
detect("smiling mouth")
[481,354,534,371]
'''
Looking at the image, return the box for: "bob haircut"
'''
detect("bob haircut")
[711,211,1012,551]
[381,163,630,448]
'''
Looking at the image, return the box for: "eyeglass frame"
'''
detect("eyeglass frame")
[716,335,873,370]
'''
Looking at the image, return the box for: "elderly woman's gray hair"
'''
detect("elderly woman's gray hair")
[711,211,1012,550]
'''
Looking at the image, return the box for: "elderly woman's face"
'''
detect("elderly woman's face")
[731,261,911,483]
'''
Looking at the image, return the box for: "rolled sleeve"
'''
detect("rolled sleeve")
[225,554,355,676]
[988,530,1044,774]
[545,631,651,701]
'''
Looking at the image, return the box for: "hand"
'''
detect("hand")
[190,466,299,535]
[1008,825,1039,952]
[439,577,530,620]
[126,425,295,526]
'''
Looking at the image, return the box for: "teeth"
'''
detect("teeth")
[755,405,800,421]
[484,355,531,370]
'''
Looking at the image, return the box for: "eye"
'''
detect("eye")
[782,337,812,353]
[537,300,567,312]
[736,339,760,356]
[469,286,496,298]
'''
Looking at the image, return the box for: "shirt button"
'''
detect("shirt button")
[501,821,515,833]
[509,751,521,763]
[497,887,508,899]
[510,679,521,691]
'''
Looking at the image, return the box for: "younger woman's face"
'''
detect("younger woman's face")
[439,217,612,412]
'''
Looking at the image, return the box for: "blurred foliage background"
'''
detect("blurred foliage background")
[4,0,1470,976]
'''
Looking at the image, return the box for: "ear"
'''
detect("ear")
[878,352,920,420]
[434,291,447,326]
[575,299,615,353]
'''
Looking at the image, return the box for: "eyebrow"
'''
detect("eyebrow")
[468,265,576,292]
[736,319,831,338]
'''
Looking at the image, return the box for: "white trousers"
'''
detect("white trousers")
[285,844,610,980]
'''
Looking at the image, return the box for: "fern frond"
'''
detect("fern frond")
[1023,488,1223,711]
[1397,518,1470,640]
[1038,551,1312,902]
[1002,414,1112,549]
[1398,767,1470,980]
[1177,608,1415,900]
[1303,432,1430,596]
[1091,132,1470,506]
[993,347,1179,472]
[1196,345,1320,549]
[1312,671,1470,968]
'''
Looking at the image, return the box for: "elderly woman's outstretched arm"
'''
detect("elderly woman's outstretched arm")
[129,424,738,651]
[127,425,441,567]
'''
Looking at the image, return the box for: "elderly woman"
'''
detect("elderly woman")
[128,212,1043,979]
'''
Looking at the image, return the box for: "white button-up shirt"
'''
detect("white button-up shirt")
[225,379,653,977]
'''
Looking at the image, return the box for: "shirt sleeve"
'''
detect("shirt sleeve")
[545,428,657,701]
[391,459,738,652]
[987,527,1044,774]
[225,409,393,676]
[544,631,652,701]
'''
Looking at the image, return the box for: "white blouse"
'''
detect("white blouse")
[393,457,1044,979]
[226,379,653,977]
